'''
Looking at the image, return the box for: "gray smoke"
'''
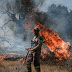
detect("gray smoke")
[0,0,40,54]
[0,0,72,54]
[35,4,72,42]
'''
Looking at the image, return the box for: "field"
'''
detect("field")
[0,59,72,72]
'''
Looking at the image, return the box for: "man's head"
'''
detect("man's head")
[34,27,39,36]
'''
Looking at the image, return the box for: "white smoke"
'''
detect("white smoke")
[0,0,28,54]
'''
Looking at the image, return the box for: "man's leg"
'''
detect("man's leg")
[34,59,40,72]
[34,52,41,72]
[26,52,33,72]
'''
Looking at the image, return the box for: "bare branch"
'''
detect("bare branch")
[0,20,12,30]
[0,12,7,18]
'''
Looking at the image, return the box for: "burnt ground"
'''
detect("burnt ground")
[0,54,72,72]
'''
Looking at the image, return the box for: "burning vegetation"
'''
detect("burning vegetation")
[0,0,72,72]
[0,0,72,65]
[36,22,71,61]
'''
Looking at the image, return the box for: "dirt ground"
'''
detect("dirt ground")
[0,60,72,72]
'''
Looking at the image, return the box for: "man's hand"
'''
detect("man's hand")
[25,48,34,53]
[25,48,29,51]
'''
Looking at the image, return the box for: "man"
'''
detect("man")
[25,27,43,72]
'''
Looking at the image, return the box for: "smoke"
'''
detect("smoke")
[0,0,72,54]
[37,0,72,12]
[36,0,72,42]
[0,0,37,54]
[36,3,72,42]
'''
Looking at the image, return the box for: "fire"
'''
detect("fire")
[23,13,71,60]
[24,22,30,28]
[19,57,25,62]
[0,56,4,61]
[41,49,50,59]
[36,22,71,60]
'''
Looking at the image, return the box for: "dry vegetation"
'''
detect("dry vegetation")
[0,59,72,72]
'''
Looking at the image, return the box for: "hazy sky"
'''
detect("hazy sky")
[38,0,72,12]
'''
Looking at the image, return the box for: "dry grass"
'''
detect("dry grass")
[0,60,72,72]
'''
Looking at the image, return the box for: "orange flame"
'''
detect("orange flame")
[41,49,50,59]
[0,56,4,61]
[24,22,30,28]
[36,22,71,60]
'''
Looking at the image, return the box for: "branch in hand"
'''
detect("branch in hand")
[25,48,31,51]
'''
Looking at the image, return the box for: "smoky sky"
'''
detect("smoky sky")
[0,0,72,54]
[38,0,72,12]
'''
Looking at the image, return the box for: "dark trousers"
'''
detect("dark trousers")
[26,51,41,72]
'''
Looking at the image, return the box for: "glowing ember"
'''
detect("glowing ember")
[41,49,50,59]
[24,22,30,28]
[0,56,4,61]
[19,57,25,62]
[36,22,71,60]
